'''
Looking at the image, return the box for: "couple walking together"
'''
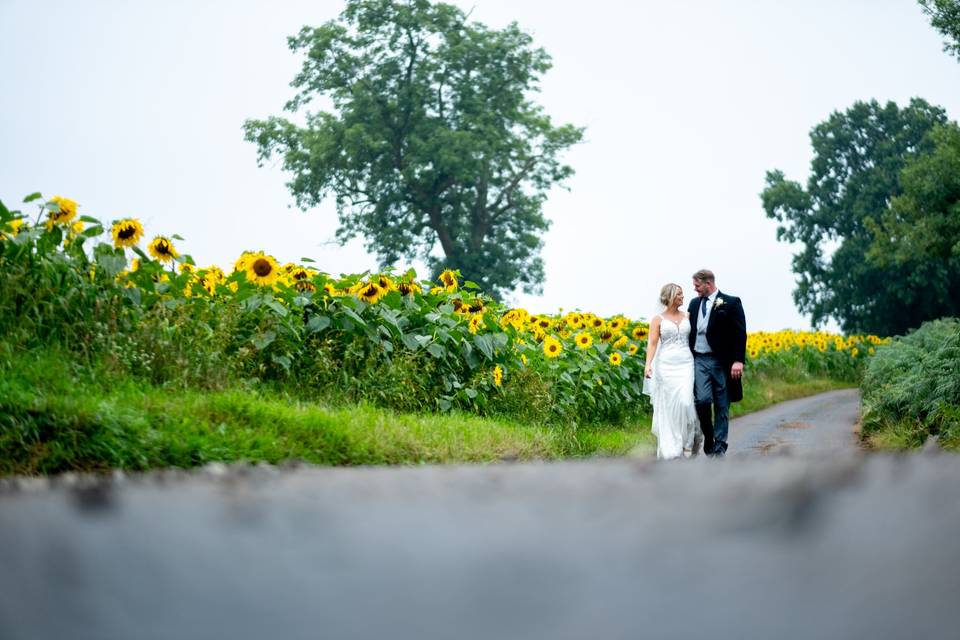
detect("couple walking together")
[643,269,747,459]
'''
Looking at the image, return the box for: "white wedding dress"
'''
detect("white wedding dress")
[647,313,702,459]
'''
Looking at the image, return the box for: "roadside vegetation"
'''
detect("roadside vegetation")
[0,193,883,474]
[860,318,960,451]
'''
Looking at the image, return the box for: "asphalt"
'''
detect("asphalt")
[1,390,957,640]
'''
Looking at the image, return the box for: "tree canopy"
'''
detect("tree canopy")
[920,0,960,61]
[244,0,583,298]
[761,98,957,336]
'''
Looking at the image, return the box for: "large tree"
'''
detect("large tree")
[244,0,583,298]
[920,0,960,61]
[867,122,960,318]
[761,98,950,336]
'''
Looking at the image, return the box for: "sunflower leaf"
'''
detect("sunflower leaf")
[265,300,288,317]
[306,315,331,333]
[427,343,446,359]
[473,334,494,360]
[300,257,316,263]
[22,192,42,203]
[171,234,185,241]
[252,330,276,350]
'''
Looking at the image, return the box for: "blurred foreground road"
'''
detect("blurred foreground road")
[1,391,958,640]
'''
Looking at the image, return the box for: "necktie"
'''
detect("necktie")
[701,297,708,318]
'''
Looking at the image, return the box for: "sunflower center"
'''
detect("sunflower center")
[253,259,273,277]
[118,226,136,239]
[157,242,171,255]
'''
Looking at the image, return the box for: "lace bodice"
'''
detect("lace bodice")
[658,314,691,348]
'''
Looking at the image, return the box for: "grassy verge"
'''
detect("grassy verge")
[0,346,852,474]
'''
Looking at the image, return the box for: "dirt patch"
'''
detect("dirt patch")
[779,421,811,430]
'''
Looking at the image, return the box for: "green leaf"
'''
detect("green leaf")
[23,192,42,203]
[272,354,292,371]
[306,315,331,333]
[473,334,494,360]
[300,257,316,263]
[171,234,185,241]
[252,330,277,350]
[265,300,288,317]
[463,281,480,289]
[427,343,446,359]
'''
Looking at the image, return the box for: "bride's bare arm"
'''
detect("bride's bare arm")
[644,316,661,378]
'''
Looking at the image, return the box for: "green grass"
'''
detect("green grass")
[0,345,854,474]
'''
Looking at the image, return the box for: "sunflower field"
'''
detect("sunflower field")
[0,193,888,427]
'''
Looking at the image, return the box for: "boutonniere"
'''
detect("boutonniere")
[713,297,725,309]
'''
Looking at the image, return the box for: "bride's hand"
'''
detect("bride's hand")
[644,364,652,378]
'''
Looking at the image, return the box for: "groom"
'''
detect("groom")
[687,269,747,456]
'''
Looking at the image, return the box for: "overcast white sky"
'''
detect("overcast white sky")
[2,0,958,331]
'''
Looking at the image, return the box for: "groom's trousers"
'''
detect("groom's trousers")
[693,353,729,455]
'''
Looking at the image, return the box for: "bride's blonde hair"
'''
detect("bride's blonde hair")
[659,283,682,308]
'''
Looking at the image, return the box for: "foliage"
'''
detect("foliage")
[866,122,960,314]
[761,98,951,335]
[920,0,960,61]
[860,318,960,450]
[0,191,888,471]
[243,0,583,298]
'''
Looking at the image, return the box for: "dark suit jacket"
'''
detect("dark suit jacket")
[688,291,747,403]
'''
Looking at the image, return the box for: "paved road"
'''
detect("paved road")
[2,391,958,640]
[727,388,861,457]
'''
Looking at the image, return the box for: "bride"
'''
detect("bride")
[643,283,702,459]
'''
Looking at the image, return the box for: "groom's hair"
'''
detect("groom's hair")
[692,269,715,283]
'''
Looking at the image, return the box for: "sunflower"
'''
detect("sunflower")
[632,326,649,340]
[609,352,623,366]
[357,281,385,304]
[323,283,340,297]
[591,317,605,330]
[492,365,503,387]
[111,219,144,248]
[233,252,256,274]
[628,343,639,356]
[1,218,24,239]
[438,269,458,292]
[543,335,562,359]
[614,335,628,349]
[148,236,178,262]
[397,280,422,296]
[609,318,626,332]
[48,195,78,225]
[377,274,395,291]
[245,252,280,286]
[202,266,225,294]
[575,332,593,349]
[469,313,484,334]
